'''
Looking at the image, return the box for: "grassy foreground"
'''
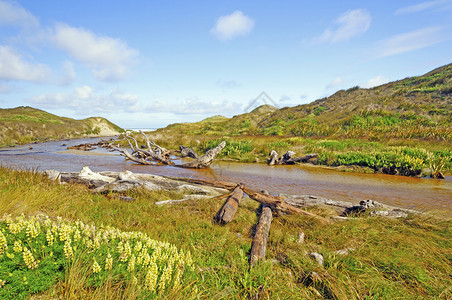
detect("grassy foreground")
[0,167,451,299]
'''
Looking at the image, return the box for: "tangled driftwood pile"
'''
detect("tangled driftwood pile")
[114,131,226,169]
[45,167,416,267]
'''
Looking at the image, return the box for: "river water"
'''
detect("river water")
[1,137,451,212]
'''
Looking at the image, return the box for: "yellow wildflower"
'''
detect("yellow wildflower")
[23,247,38,269]
[92,259,101,274]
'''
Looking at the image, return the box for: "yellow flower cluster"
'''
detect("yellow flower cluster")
[0,230,7,255]
[92,258,101,274]
[63,240,73,259]
[22,247,38,269]
[0,213,194,295]
[105,252,113,271]
[13,240,22,253]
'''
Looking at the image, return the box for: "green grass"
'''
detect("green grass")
[0,107,123,147]
[0,167,451,299]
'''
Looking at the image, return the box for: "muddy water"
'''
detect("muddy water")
[1,137,451,212]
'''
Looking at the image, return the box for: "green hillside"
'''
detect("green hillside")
[158,63,451,140]
[146,64,451,177]
[0,106,124,147]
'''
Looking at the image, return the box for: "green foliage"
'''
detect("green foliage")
[0,107,123,147]
[0,214,192,299]
[313,106,326,116]
[203,139,254,156]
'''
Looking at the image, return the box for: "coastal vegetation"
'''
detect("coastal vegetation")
[143,63,451,176]
[0,167,451,299]
[0,106,124,147]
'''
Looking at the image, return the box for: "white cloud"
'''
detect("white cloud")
[28,88,242,118]
[211,11,255,41]
[57,61,76,85]
[361,75,390,88]
[145,98,242,115]
[52,23,139,81]
[395,0,452,15]
[0,46,51,82]
[375,27,446,58]
[27,86,141,115]
[326,77,344,89]
[314,9,371,43]
[0,0,39,28]
[280,95,291,102]
[215,80,241,89]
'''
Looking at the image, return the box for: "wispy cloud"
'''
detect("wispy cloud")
[211,11,255,41]
[28,86,141,114]
[395,0,452,15]
[375,27,447,58]
[0,46,51,82]
[0,0,39,28]
[52,23,139,81]
[28,87,242,117]
[145,97,242,115]
[314,9,371,43]
[215,80,241,89]
[326,77,344,90]
[361,75,390,88]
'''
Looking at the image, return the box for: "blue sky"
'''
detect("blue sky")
[0,0,451,128]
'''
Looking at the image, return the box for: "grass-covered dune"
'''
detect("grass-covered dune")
[0,167,451,299]
[0,106,124,147]
[157,63,451,139]
[143,63,452,177]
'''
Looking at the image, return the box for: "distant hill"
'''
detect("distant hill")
[0,106,124,147]
[157,63,451,141]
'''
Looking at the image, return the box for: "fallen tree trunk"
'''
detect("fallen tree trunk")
[134,149,174,165]
[179,145,199,159]
[267,150,318,165]
[242,187,331,223]
[170,177,330,221]
[286,153,318,164]
[215,184,244,224]
[181,141,226,168]
[165,177,239,191]
[249,203,273,266]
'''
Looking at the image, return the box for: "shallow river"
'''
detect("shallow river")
[1,137,451,212]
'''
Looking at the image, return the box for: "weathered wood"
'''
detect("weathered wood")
[133,149,174,165]
[179,145,199,159]
[287,153,318,164]
[139,130,169,154]
[267,150,279,165]
[121,149,153,165]
[215,184,244,224]
[267,150,318,165]
[181,141,226,168]
[164,177,238,191]
[250,203,273,266]
[242,187,331,223]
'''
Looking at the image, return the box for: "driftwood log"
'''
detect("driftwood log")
[180,145,199,159]
[249,205,272,266]
[249,190,273,266]
[215,184,244,224]
[267,150,318,165]
[181,141,226,168]
[114,132,225,169]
